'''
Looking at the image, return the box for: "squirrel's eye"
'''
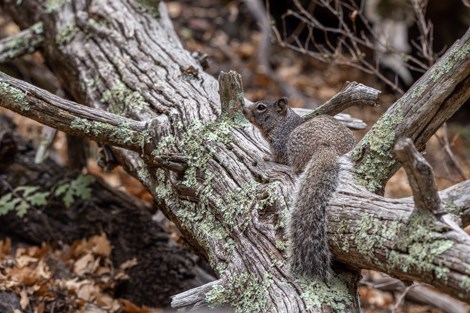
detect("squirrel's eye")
[257,104,266,111]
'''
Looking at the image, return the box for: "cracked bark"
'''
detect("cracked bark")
[1,1,470,312]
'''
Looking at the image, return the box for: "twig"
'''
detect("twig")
[271,0,444,94]
[362,274,469,313]
[34,126,57,164]
[392,283,416,313]
[435,123,467,181]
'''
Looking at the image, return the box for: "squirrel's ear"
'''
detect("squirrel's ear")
[275,97,289,114]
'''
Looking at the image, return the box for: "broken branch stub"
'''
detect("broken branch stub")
[394,138,443,214]
[218,70,245,116]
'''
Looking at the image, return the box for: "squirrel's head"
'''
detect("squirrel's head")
[243,97,290,138]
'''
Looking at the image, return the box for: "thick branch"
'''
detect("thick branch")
[353,28,470,193]
[329,158,470,303]
[305,81,380,119]
[2,1,469,311]
[440,180,470,228]
[0,71,151,152]
[0,22,44,62]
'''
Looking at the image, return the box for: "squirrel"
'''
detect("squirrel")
[243,97,355,282]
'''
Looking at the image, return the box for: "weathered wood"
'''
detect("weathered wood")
[329,157,470,302]
[296,110,367,130]
[171,279,221,310]
[0,22,43,63]
[305,81,380,119]
[0,71,149,152]
[218,71,245,116]
[353,29,470,193]
[1,0,470,311]
[394,138,442,214]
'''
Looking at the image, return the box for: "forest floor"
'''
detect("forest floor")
[1,0,470,312]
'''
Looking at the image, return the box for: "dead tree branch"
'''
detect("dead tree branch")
[394,138,442,214]
[353,28,470,193]
[305,81,380,119]
[1,0,470,311]
[0,22,43,62]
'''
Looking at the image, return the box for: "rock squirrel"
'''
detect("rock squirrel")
[243,97,355,282]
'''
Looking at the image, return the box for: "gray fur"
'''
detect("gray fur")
[243,98,355,283]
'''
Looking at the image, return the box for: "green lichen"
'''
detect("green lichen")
[461,276,470,292]
[0,23,43,62]
[153,114,285,273]
[352,108,403,192]
[431,43,470,82]
[137,0,160,17]
[350,209,454,277]
[387,209,453,278]
[206,273,272,313]
[334,219,351,253]
[82,76,101,92]
[297,274,353,313]
[275,240,287,251]
[45,0,67,13]
[154,169,173,199]
[443,203,462,215]
[407,43,469,100]
[174,194,236,273]
[70,118,146,148]
[153,115,233,193]
[411,83,427,99]
[352,213,400,264]
[101,81,148,114]
[0,81,29,111]
[55,22,78,46]
[137,167,151,186]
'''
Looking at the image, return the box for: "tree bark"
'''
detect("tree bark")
[0,116,212,307]
[1,1,470,312]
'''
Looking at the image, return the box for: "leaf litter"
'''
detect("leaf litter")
[0,235,160,313]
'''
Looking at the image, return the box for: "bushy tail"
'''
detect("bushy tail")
[288,148,339,283]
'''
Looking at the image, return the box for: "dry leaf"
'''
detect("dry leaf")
[77,281,99,301]
[0,238,11,256]
[91,235,112,258]
[119,258,138,270]
[20,289,29,309]
[35,302,45,313]
[16,255,38,268]
[74,253,96,276]
[36,260,52,280]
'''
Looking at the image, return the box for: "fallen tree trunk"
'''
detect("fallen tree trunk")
[1,1,469,311]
